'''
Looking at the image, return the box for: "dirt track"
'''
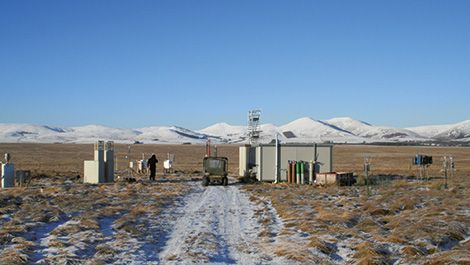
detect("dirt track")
[159,181,289,264]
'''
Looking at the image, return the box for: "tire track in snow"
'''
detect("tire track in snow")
[158,183,286,265]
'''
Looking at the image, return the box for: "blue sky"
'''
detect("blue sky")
[0,1,469,129]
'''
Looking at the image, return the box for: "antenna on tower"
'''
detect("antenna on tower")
[248,109,262,145]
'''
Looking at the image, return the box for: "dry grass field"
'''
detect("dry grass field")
[243,144,470,264]
[0,143,469,264]
[0,143,469,178]
[0,143,239,178]
[0,179,192,264]
[244,179,469,264]
[333,144,470,177]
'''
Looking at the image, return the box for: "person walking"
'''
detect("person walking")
[147,154,158,181]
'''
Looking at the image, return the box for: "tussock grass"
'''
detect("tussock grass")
[273,246,311,262]
[257,229,274,238]
[243,156,470,264]
[446,222,466,241]
[392,179,410,188]
[0,170,192,263]
[353,242,391,265]
[0,238,34,264]
[79,218,99,230]
[166,254,178,261]
[0,232,13,245]
[369,208,391,216]
[422,250,470,265]
[316,206,356,226]
[356,218,383,235]
[307,236,336,255]
[99,205,125,216]
[95,244,115,255]
[129,203,148,216]
[401,245,425,256]
[391,196,419,211]
[0,248,29,265]
[0,221,28,234]
[50,220,82,235]
[353,242,380,258]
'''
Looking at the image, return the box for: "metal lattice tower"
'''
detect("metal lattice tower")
[248,110,261,145]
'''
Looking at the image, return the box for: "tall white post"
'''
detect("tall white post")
[274,133,280,183]
[309,161,314,184]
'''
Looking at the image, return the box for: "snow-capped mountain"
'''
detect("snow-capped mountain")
[407,120,470,141]
[66,125,141,143]
[0,118,469,144]
[327,117,423,141]
[405,124,454,138]
[0,124,213,144]
[0,124,68,143]
[199,123,246,138]
[278,117,363,143]
[137,126,210,143]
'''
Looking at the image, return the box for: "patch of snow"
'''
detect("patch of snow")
[21,215,70,263]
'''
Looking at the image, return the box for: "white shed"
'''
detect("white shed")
[239,143,333,182]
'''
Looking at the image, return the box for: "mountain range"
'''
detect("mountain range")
[0,117,469,144]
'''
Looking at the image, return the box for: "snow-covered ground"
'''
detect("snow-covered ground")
[1,180,312,264]
[2,174,468,264]
[1,117,469,144]
[158,183,292,265]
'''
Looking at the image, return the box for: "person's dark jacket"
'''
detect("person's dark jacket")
[147,155,158,171]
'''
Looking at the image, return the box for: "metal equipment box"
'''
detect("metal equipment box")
[83,141,114,184]
[104,141,114,182]
[239,145,256,176]
[1,163,15,188]
[84,160,105,184]
[316,172,355,186]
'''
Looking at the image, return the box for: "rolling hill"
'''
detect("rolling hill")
[1,118,469,144]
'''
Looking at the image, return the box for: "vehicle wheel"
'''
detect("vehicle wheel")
[202,177,209,186]
[222,177,228,186]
